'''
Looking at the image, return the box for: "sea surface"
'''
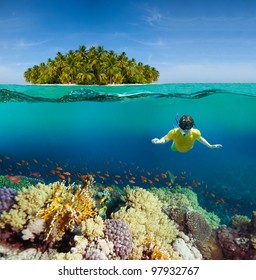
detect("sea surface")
[0,83,255,223]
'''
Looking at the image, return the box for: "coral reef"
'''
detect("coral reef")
[216,225,250,259]
[0,176,255,260]
[173,232,202,260]
[104,219,132,259]
[229,214,251,231]
[112,186,179,259]
[151,185,220,229]
[141,236,172,260]
[0,187,18,214]
[0,183,53,230]
[0,175,41,191]
[36,178,96,241]
[186,210,212,244]
[80,215,105,241]
[216,211,256,260]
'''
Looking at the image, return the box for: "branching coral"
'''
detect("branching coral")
[36,176,96,241]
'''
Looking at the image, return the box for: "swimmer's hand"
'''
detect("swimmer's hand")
[210,144,223,149]
[152,138,164,144]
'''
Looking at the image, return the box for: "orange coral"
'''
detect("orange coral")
[142,236,170,260]
[36,176,96,241]
[151,246,170,260]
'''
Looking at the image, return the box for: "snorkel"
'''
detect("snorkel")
[173,112,180,128]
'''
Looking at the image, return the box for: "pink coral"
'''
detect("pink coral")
[104,219,132,260]
[0,187,18,214]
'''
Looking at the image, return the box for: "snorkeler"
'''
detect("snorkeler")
[151,115,222,152]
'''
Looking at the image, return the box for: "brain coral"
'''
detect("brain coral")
[186,210,212,244]
[112,186,179,260]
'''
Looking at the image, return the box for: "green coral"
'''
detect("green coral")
[229,214,251,230]
[150,185,220,229]
[0,175,41,191]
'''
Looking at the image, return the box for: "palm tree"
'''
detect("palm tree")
[24,45,159,84]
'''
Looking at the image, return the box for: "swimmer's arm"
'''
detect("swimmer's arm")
[198,136,223,149]
[152,135,170,144]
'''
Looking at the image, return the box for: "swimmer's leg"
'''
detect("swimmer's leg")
[171,142,178,152]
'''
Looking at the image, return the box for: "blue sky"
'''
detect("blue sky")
[1,0,256,83]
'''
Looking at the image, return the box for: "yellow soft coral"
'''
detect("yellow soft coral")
[112,186,179,259]
[0,183,53,230]
[36,178,96,241]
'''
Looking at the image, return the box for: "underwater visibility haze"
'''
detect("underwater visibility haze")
[0,83,256,260]
[0,83,256,221]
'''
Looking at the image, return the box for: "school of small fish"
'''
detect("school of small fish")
[0,154,252,220]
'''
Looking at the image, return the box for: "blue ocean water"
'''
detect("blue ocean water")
[0,83,255,223]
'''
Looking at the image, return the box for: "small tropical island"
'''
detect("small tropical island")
[24,45,160,85]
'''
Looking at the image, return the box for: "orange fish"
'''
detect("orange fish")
[57,174,65,180]
[56,167,63,171]
[21,160,29,165]
[129,180,135,184]
[63,171,71,176]
[114,180,119,185]
[108,187,114,191]
[33,159,38,164]
[6,175,21,184]
[141,176,147,183]
[29,172,41,178]
[161,173,167,179]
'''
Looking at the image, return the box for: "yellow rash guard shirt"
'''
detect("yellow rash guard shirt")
[166,128,201,152]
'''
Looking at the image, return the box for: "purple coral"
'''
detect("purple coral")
[84,250,107,260]
[0,187,18,214]
[216,225,250,259]
[104,219,132,260]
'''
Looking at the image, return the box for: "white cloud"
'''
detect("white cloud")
[135,38,167,47]
[15,39,49,48]
[142,9,163,25]
[158,62,256,83]
[0,65,26,84]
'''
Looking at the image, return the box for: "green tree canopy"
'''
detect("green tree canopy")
[24,45,160,85]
